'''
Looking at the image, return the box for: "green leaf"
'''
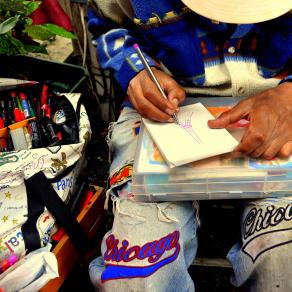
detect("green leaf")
[24,43,47,54]
[23,1,41,16]
[24,24,55,40]
[43,24,76,39]
[24,23,76,41]
[0,35,10,55]
[0,0,25,15]
[0,34,25,55]
[9,34,26,54]
[0,15,20,35]
[25,17,33,26]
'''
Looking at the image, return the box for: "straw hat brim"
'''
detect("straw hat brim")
[181,0,292,23]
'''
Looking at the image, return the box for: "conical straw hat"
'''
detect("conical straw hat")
[181,0,292,23]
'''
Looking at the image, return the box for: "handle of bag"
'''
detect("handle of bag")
[25,171,90,252]
[21,187,44,253]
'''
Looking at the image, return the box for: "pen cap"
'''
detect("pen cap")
[41,84,49,106]
[10,92,17,98]
[18,92,26,100]
[0,116,4,129]
[13,108,25,123]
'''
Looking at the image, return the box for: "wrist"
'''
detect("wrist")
[279,75,292,85]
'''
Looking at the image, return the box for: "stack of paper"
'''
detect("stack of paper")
[142,103,238,168]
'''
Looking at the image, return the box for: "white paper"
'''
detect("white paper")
[0,245,58,292]
[142,103,238,167]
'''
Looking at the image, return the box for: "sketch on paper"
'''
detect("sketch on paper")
[177,112,202,144]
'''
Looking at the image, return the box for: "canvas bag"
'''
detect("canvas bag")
[0,92,91,262]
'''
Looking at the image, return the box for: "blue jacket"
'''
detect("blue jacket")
[88,0,292,92]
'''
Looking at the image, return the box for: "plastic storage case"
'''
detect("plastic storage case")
[132,97,292,201]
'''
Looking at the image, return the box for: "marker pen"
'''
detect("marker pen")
[18,92,31,119]
[23,126,32,149]
[0,109,8,152]
[6,134,14,151]
[40,104,60,146]
[27,98,36,118]
[1,100,9,128]
[11,92,25,123]
[0,100,5,125]
[27,120,42,148]
[40,116,59,146]
[0,138,8,152]
[6,94,15,125]
[41,84,49,106]
[16,96,23,112]
[0,113,4,129]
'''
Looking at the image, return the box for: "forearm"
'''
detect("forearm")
[88,2,156,92]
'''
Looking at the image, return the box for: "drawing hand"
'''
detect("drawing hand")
[127,68,185,122]
[208,82,292,159]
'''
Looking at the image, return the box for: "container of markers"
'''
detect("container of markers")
[0,84,91,264]
[0,85,80,152]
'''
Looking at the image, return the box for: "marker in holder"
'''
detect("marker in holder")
[27,119,42,148]
[18,92,31,119]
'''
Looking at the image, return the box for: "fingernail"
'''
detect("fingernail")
[172,98,178,106]
[165,109,175,115]
[168,118,174,123]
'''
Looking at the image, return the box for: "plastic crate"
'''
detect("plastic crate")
[0,55,88,93]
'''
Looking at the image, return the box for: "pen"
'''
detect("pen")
[133,43,179,124]
[6,94,15,125]
[10,92,25,123]
[41,84,49,106]
[19,92,31,119]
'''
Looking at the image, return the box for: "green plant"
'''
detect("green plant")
[0,0,75,55]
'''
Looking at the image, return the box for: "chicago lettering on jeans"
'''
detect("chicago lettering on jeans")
[242,203,292,262]
[243,204,292,239]
[101,230,180,282]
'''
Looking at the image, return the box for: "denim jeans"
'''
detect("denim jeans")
[89,107,292,292]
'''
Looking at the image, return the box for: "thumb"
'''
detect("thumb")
[157,72,185,106]
[166,83,185,106]
[208,103,249,129]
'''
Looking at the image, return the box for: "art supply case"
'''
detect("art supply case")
[132,97,292,202]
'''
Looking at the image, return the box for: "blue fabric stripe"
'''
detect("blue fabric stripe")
[101,246,180,282]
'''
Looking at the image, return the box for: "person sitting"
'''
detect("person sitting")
[87,1,292,291]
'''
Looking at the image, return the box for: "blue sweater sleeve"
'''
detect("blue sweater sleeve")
[88,9,156,92]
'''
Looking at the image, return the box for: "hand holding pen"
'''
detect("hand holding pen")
[129,44,185,123]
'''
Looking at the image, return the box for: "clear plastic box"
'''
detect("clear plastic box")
[132,97,292,201]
